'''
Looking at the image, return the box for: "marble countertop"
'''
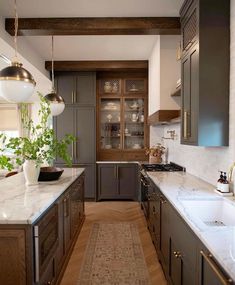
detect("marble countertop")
[0,168,84,224]
[147,171,235,281]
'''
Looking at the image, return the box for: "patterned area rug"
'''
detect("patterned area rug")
[77,222,151,285]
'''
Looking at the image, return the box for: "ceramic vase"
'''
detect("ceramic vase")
[23,160,40,186]
[149,155,162,164]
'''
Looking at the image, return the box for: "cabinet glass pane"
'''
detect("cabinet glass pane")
[124,99,145,149]
[125,79,145,94]
[99,79,121,94]
[100,99,121,150]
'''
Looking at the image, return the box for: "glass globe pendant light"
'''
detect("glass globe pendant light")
[45,36,65,116]
[0,0,36,103]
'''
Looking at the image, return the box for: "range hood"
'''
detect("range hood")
[148,110,180,125]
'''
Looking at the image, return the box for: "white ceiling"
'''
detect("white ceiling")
[0,0,183,17]
[23,35,159,61]
[0,0,183,61]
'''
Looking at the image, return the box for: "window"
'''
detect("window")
[0,104,20,155]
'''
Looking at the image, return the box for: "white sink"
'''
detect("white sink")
[180,199,235,227]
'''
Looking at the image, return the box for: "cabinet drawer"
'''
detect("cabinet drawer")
[34,205,59,282]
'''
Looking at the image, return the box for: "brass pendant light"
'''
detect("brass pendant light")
[45,36,65,116]
[0,0,36,103]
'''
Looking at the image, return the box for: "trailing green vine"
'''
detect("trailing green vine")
[0,92,75,170]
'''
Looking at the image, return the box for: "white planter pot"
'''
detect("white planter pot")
[23,160,40,186]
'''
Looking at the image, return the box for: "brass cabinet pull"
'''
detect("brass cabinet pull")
[116,166,119,179]
[114,166,117,179]
[74,91,77,103]
[184,111,188,139]
[200,251,233,285]
[74,138,78,160]
[63,198,69,217]
[72,91,74,103]
[72,143,75,160]
[184,40,194,51]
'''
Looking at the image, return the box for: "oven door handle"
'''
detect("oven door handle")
[34,226,40,283]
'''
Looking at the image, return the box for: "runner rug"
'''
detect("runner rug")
[77,222,150,285]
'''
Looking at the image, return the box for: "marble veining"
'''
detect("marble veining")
[0,168,84,224]
[147,171,235,281]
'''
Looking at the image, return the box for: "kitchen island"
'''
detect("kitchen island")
[147,171,235,284]
[0,168,85,285]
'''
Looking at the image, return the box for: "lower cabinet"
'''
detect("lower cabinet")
[97,163,139,200]
[199,245,233,285]
[0,174,85,285]
[147,183,233,285]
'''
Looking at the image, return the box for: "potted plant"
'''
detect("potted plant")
[0,92,75,185]
[145,143,165,164]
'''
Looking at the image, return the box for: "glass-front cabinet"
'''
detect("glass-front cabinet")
[97,74,148,161]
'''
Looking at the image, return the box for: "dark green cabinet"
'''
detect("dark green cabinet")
[199,246,233,285]
[180,0,229,146]
[97,163,138,200]
[146,181,234,285]
[148,183,161,251]
[54,72,96,199]
[54,106,95,164]
[56,72,96,105]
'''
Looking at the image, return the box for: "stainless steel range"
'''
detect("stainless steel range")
[140,162,185,219]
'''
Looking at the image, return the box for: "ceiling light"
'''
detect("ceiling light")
[0,0,36,103]
[45,36,65,116]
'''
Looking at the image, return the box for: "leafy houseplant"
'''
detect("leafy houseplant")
[0,92,75,184]
[145,143,165,164]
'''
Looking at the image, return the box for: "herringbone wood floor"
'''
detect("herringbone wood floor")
[60,202,167,285]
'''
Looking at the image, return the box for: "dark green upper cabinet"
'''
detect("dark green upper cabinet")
[55,72,96,105]
[180,0,230,146]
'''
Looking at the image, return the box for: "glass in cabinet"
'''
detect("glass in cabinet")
[124,98,145,150]
[100,98,121,150]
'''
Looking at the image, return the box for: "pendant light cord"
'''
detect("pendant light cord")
[51,36,55,91]
[14,0,18,60]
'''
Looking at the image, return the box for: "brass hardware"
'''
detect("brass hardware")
[184,111,188,139]
[114,166,117,179]
[74,91,77,103]
[173,251,181,258]
[141,178,150,187]
[116,166,119,179]
[184,40,194,51]
[63,198,69,217]
[47,282,52,285]
[74,138,78,160]
[200,251,233,285]
[72,143,74,159]
[71,91,74,103]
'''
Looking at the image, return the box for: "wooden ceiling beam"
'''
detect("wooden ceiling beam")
[5,17,180,36]
[45,60,148,72]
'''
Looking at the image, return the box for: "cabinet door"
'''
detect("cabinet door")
[75,73,96,105]
[199,246,233,285]
[63,194,71,253]
[78,164,96,199]
[74,107,96,163]
[53,106,75,164]
[56,75,75,104]
[170,205,198,285]
[97,164,118,200]
[70,182,81,238]
[118,164,137,200]
[181,45,199,145]
[160,195,171,274]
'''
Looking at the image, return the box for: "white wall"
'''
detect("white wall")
[148,36,160,115]
[150,3,235,186]
[148,35,181,115]
[160,36,181,109]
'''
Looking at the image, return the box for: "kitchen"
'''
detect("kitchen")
[0,0,233,284]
